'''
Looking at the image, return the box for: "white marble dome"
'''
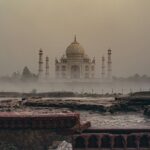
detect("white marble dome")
[66,36,84,57]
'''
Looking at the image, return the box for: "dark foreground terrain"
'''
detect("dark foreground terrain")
[0,91,150,128]
[0,91,150,149]
[1,91,150,113]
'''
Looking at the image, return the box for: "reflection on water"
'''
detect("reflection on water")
[80,111,150,128]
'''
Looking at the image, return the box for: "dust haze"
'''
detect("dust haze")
[0,0,150,93]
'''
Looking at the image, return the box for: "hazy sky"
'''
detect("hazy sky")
[0,0,150,77]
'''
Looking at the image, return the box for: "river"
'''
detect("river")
[79,111,150,128]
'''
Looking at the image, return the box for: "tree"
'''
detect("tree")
[21,66,32,81]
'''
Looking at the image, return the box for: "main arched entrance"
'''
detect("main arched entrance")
[71,65,80,79]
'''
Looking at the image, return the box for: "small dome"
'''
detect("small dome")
[66,36,84,57]
[39,48,43,54]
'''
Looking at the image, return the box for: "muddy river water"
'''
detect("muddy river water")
[79,111,150,128]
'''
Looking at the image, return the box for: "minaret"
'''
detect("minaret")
[38,49,43,79]
[107,49,112,80]
[101,56,105,80]
[45,56,49,79]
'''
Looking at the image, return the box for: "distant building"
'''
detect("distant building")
[55,36,96,80]
[38,36,112,83]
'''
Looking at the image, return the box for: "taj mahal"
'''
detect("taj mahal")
[38,36,112,83]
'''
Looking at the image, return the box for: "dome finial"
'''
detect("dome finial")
[74,35,77,43]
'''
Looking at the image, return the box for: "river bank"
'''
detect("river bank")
[0,91,150,128]
[0,91,150,114]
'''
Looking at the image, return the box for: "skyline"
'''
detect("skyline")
[0,0,150,77]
